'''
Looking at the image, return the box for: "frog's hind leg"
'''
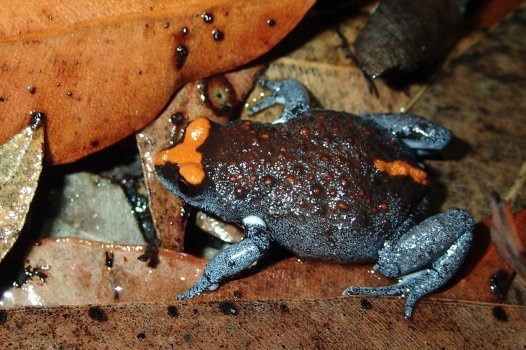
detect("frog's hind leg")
[343,209,474,318]
[177,216,271,300]
[247,79,310,123]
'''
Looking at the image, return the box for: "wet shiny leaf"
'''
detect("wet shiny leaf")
[0,238,204,306]
[43,172,146,245]
[0,0,315,164]
[0,114,44,263]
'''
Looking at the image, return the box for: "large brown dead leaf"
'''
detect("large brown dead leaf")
[0,300,524,349]
[0,0,315,164]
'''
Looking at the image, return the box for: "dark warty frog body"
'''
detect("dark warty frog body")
[155,79,474,318]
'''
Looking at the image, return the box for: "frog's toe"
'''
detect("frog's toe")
[247,79,310,123]
[343,268,441,318]
[177,275,218,300]
[246,82,283,115]
[256,79,279,91]
[176,290,194,301]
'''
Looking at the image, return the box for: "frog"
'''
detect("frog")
[155,79,474,318]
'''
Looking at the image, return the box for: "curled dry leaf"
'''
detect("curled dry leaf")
[355,0,468,77]
[0,0,315,164]
[137,66,261,250]
[490,193,526,278]
[0,114,45,263]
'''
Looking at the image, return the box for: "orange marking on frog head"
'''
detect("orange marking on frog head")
[374,159,429,186]
[155,117,211,185]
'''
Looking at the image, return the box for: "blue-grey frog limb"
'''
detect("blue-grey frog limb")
[177,216,271,300]
[343,209,473,318]
[155,78,474,318]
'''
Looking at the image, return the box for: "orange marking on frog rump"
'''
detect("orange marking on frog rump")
[374,159,429,186]
[155,117,211,185]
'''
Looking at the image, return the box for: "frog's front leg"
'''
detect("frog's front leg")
[177,216,271,300]
[247,79,310,124]
[343,209,474,318]
[361,113,452,156]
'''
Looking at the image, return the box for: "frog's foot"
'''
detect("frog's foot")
[343,209,474,318]
[176,216,271,300]
[361,113,452,156]
[247,79,310,123]
[344,268,446,319]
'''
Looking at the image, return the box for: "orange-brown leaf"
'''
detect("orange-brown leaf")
[0,0,314,164]
[0,299,524,348]
[469,0,526,28]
